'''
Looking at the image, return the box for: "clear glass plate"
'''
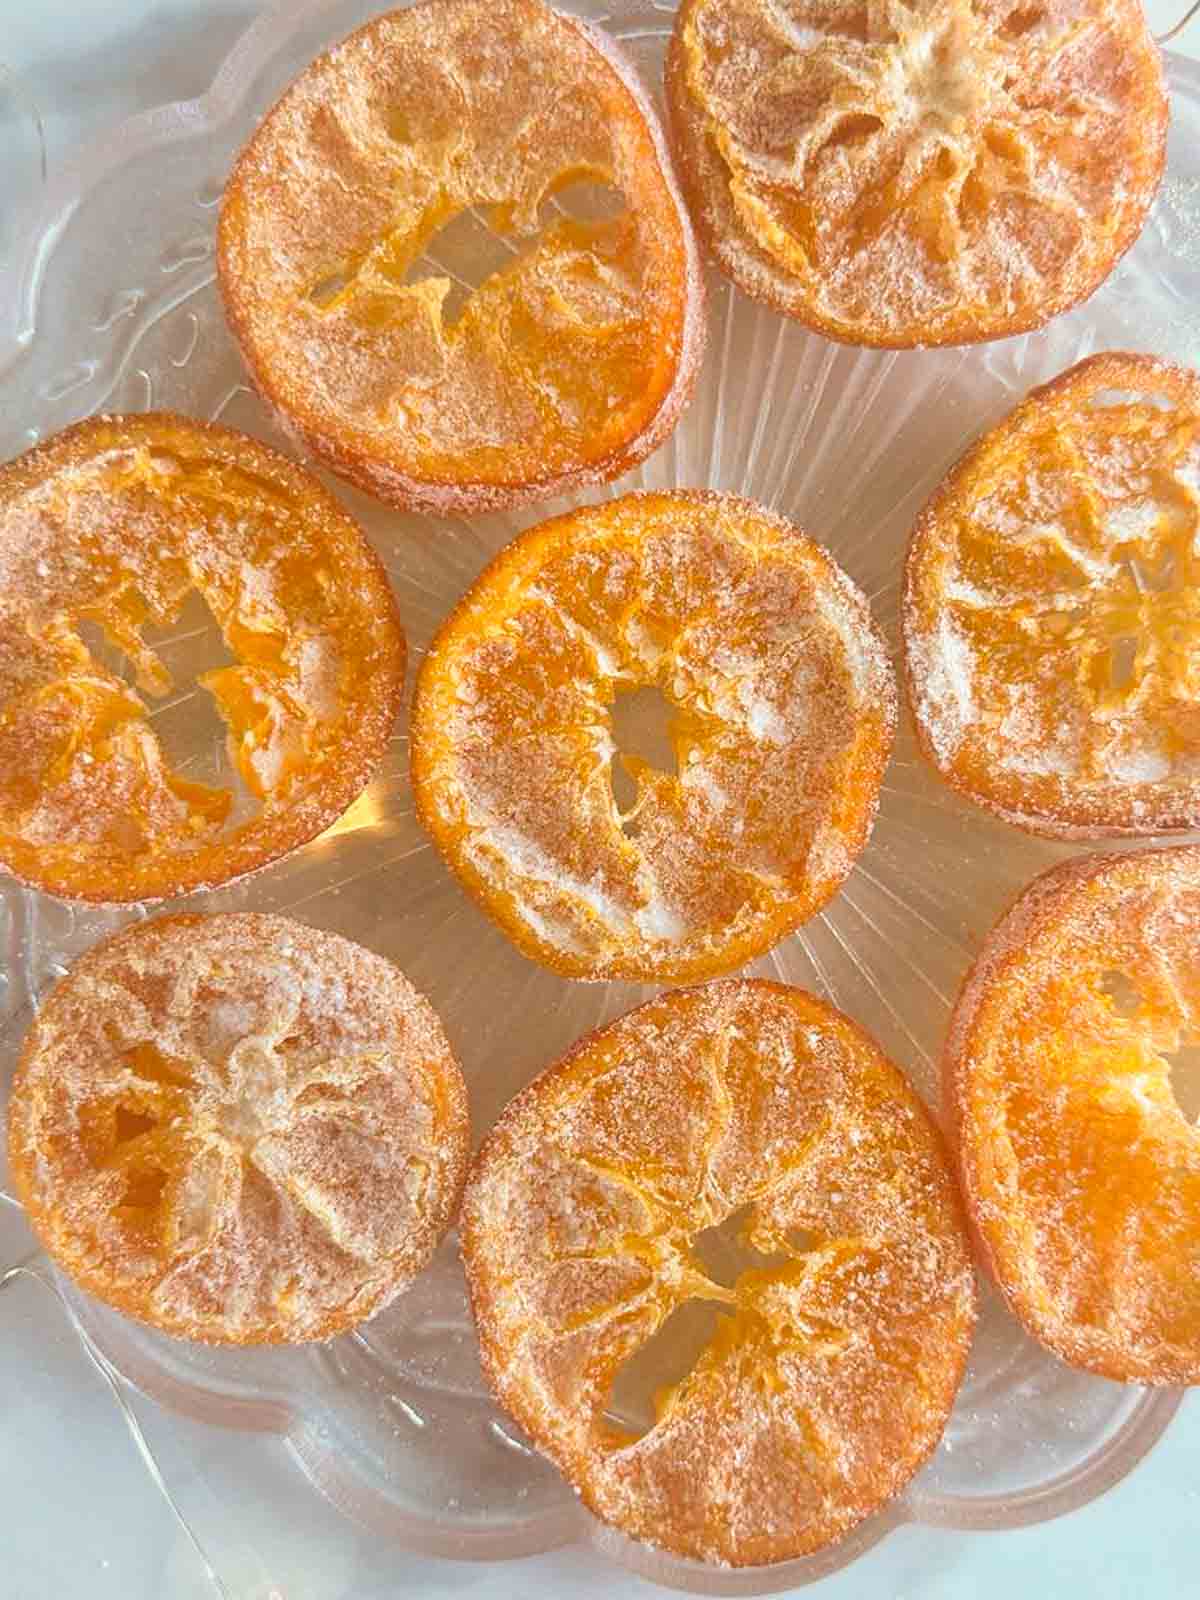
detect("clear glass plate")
[0,3,1198,1593]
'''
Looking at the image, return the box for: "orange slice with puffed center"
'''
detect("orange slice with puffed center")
[7,913,469,1345]
[666,0,1167,347]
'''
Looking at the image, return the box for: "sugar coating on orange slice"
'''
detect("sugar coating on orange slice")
[411,491,895,982]
[7,914,469,1345]
[904,352,1200,838]
[0,412,404,902]
[462,979,976,1566]
[947,847,1200,1384]
[218,0,704,515]
[666,0,1167,347]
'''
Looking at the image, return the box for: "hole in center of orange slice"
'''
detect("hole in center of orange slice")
[604,1203,826,1441]
[305,172,633,328]
[1167,1041,1200,1125]
[605,1297,735,1439]
[609,683,677,829]
[1099,969,1142,1017]
[139,590,251,806]
[691,1201,801,1290]
[372,178,632,331]
[76,586,256,831]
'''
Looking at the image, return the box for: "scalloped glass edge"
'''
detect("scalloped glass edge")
[0,5,1197,1596]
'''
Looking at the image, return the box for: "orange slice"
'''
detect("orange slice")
[666,0,1167,347]
[7,913,469,1345]
[411,491,895,982]
[0,412,404,902]
[218,0,704,515]
[904,352,1200,837]
[947,847,1200,1384]
[462,979,976,1565]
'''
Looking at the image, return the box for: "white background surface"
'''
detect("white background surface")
[1,3,1198,1596]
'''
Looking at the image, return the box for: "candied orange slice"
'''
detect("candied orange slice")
[411,491,895,982]
[904,352,1200,837]
[218,0,704,516]
[0,412,404,902]
[7,913,469,1345]
[948,847,1200,1384]
[666,0,1167,347]
[462,980,976,1565]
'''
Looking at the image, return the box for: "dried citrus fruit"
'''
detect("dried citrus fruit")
[411,490,895,982]
[462,979,976,1565]
[7,913,469,1345]
[0,411,404,902]
[948,847,1200,1384]
[666,0,1168,347]
[904,352,1200,837]
[218,0,704,516]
